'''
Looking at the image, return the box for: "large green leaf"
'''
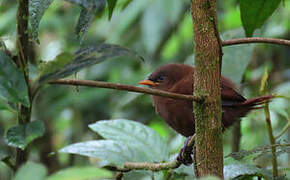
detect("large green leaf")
[89,119,169,162]
[0,51,30,107]
[224,163,272,179]
[5,121,45,150]
[29,0,54,42]
[240,0,281,37]
[38,44,143,83]
[59,140,143,166]
[221,29,254,84]
[14,162,47,180]
[46,166,112,180]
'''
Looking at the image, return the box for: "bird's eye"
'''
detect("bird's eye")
[157,75,165,82]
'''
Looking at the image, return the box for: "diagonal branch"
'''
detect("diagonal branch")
[49,79,205,102]
[222,37,290,47]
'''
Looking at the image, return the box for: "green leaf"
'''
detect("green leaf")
[107,0,117,20]
[221,29,254,84]
[39,52,74,79]
[224,163,272,179]
[46,166,112,180]
[89,119,169,162]
[67,0,106,39]
[0,51,30,107]
[38,44,143,84]
[29,0,54,42]
[75,6,97,40]
[59,140,140,166]
[240,0,281,37]
[5,121,45,150]
[14,162,47,180]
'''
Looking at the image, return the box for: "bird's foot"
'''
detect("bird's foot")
[177,136,194,166]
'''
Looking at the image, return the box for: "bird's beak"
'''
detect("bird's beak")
[139,80,158,86]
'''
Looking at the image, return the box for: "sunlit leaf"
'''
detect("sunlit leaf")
[5,121,45,150]
[240,0,281,37]
[38,44,143,84]
[29,0,54,42]
[46,166,113,180]
[224,163,272,179]
[59,140,141,166]
[89,119,169,162]
[0,51,30,107]
[107,0,117,20]
[14,162,47,180]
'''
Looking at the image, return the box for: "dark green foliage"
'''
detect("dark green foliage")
[240,0,282,37]
[5,121,45,150]
[107,0,117,20]
[29,0,54,42]
[0,51,30,107]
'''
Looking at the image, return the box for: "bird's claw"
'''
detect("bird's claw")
[177,136,194,166]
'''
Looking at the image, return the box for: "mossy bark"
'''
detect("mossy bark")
[191,0,223,178]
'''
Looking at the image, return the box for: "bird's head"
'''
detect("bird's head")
[139,64,193,91]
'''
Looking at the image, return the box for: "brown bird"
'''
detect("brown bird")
[139,64,273,137]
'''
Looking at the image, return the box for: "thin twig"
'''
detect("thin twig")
[263,102,278,177]
[260,69,278,177]
[222,37,290,47]
[49,79,205,102]
[274,119,290,140]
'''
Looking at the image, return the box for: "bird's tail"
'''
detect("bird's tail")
[241,95,274,109]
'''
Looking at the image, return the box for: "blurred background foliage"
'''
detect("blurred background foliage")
[0,0,289,179]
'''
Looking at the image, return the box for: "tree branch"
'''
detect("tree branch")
[49,79,205,102]
[107,135,195,173]
[222,37,290,47]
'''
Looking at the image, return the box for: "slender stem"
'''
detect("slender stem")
[222,37,290,47]
[274,120,290,140]
[16,0,31,168]
[49,79,205,102]
[264,102,278,177]
[231,122,241,153]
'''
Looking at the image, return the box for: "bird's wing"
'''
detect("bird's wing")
[171,75,246,106]
[221,77,246,106]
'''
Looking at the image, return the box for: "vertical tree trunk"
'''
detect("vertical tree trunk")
[16,0,31,168]
[191,0,223,178]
